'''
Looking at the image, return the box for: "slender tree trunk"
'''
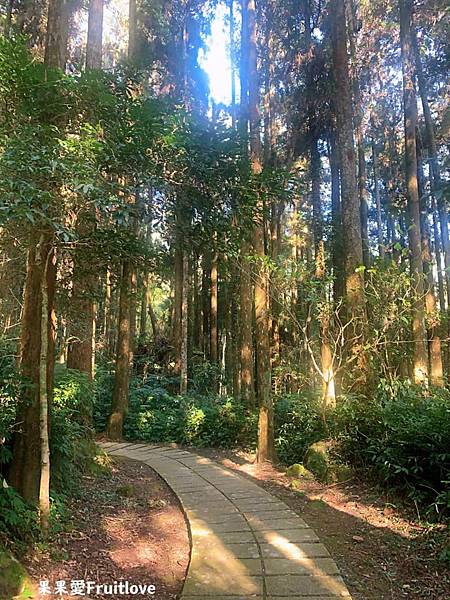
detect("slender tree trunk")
[331,0,366,376]
[329,135,344,303]
[240,240,254,403]
[229,0,236,128]
[180,253,189,394]
[107,261,132,440]
[412,27,450,304]
[4,0,13,37]
[246,0,274,462]
[67,0,103,376]
[139,272,149,338]
[39,238,50,535]
[128,0,137,60]
[372,137,385,259]
[418,147,443,386]
[173,245,183,371]
[148,295,158,340]
[210,246,218,365]
[431,198,446,312]
[311,141,336,407]
[400,0,428,385]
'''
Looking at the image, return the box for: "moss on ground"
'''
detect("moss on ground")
[304,440,352,484]
[0,549,34,600]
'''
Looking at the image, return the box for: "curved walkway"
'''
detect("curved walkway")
[100,442,352,600]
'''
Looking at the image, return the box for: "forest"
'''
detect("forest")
[0,0,449,599]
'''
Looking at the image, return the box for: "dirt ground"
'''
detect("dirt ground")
[24,457,190,600]
[193,447,450,600]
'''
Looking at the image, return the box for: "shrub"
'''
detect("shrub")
[0,337,20,443]
[0,486,39,552]
[119,379,258,448]
[50,366,96,492]
[333,381,450,516]
[274,392,327,465]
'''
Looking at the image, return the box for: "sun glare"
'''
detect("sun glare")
[199,3,235,106]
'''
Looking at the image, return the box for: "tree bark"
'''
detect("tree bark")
[173,245,183,371]
[107,261,132,440]
[39,237,50,535]
[180,252,189,394]
[86,0,103,69]
[9,0,70,503]
[210,245,218,365]
[418,146,443,386]
[412,27,450,305]
[331,0,366,373]
[400,0,428,385]
[246,0,274,462]
[372,137,385,259]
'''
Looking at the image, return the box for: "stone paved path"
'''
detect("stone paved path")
[100,442,352,600]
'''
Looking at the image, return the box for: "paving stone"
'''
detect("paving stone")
[249,517,309,531]
[254,529,319,544]
[236,502,291,512]
[182,597,263,599]
[259,542,330,559]
[190,555,262,576]
[182,574,263,596]
[244,510,298,521]
[263,558,339,576]
[265,575,350,597]
[218,531,257,544]
[192,542,260,560]
[190,517,250,533]
[266,597,348,600]
[186,508,242,522]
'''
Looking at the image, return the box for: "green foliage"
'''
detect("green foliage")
[93,372,258,449]
[274,392,328,465]
[0,487,39,551]
[332,381,450,517]
[50,367,96,493]
[0,337,19,446]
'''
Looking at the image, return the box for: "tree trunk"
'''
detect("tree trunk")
[400,0,428,385]
[86,0,103,69]
[331,0,366,375]
[329,135,344,303]
[107,261,132,440]
[44,0,73,69]
[9,0,70,503]
[412,27,450,305]
[311,141,336,407]
[139,272,147,338]
[66,259,96,380]
[39,237,50,535]
[173,245,183,371]
[128,0,137,60]
[180,252,189,394]
[418,146,443,386]
[66,0,103,376]
[246,0,274,462]
[210,246,218,364]
[372,137,385,259]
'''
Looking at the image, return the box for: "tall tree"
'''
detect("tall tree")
[9,0,72,503]
[330,0,366,378]
[239,0,254,404]
[246,0,274,462]
[399,0,428,384]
